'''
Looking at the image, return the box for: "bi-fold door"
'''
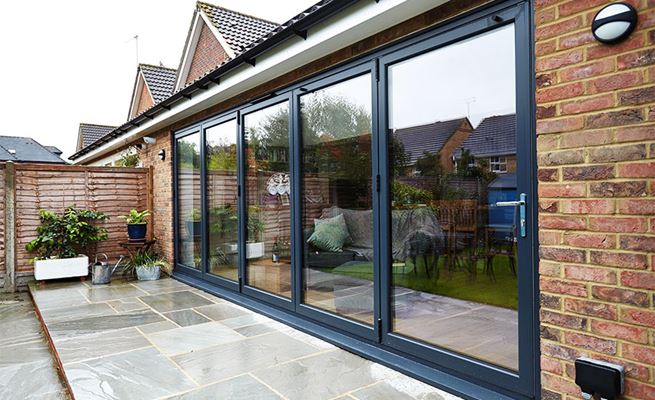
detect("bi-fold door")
[174,1,536,397]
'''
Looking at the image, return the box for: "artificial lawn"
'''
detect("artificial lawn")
[331,256,518,310]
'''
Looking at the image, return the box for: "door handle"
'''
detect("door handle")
[495,193,527,238]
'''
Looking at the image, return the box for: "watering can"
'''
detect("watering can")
[91,254,124,285]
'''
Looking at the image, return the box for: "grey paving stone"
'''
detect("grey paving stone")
[173,332,320,383]
[0,360,69,400]
[253,350,395,400]
[352,376,456,400]
[165,374,281,400]
[146,322,243,356]
[0,340,53,368]
[194,302,250,321]
[139,291,213,313]
[48,310,164,341]
[130,278,190,295]
[138,320,180,334]
[81,285,149,302]
[235,323,277,337]
[40,302,116,324]
[163,309,211,327]
[107,297,150,312]
[55,328,151,364]
[66,348,195,400]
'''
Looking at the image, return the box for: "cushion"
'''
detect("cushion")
[307,214,350,252]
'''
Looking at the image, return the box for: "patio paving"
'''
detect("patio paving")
[0,292,69,399]
[28,278,462,400]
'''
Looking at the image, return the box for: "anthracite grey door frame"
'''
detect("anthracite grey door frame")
[173,1,538,397]
[239,92,295,310]
[377,1,536,397]
[292,61,379,341]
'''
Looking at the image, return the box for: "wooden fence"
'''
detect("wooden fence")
[1,162,151,291]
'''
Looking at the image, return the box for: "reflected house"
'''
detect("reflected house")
[453,114,517,174]
[393,117,473,173]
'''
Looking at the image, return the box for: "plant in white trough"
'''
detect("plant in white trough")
[26,206,108,280]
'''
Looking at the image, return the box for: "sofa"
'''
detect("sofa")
[304,206,444,269]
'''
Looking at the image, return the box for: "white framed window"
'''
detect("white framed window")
[489,156,507,173]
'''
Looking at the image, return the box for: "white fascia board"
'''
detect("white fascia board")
[73,0,448,165]
[175,11,203,91]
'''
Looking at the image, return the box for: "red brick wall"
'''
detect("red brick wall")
[134,80,154,118]
[139,130,174,263]
[536,1,655,399]
[0,163,5,280]
[186,22,229,85]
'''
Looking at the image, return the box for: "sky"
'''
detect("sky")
[0,0,316,160]
[389,24,516,130]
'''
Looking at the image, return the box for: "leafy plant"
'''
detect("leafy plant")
[119,146,140,167]
[121,209,150,224]
[247,206,265,241]
[25,206,108,260]
[126,250,170,272]
[391,181,433,205]
[187,208,202,222]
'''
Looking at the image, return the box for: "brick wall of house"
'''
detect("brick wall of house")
[0,163,5,282]
[186,22,229,85]
[535,1,655,399]
[135,79,154,118]
[138,129,174,263]
[440,120,474,171]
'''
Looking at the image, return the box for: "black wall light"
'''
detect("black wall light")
[158,149,166,161]
[592,3,638,44]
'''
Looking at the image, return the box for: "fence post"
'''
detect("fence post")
[4,161,15,292]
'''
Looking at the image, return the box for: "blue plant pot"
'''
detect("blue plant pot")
[127,224,147,241]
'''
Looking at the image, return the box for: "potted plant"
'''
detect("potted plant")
[127,250,170,281]
[246,207,265,259]
[121,209,150,241]
[26,206,108,281]
[186,208,201,239]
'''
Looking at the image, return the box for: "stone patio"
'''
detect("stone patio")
[0,292,69,399]
[28,278,461,400]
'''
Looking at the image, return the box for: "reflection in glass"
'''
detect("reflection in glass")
[244,102,292,297]
[388,25,518,370]
[300,74,374,324]
[176,133,201,269]
[206,120,239,281]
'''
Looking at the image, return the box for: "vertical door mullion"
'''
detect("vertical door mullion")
[200,127,208,278]
[237,111,245,292]
[378,59,391,343]
[371,59,382,342]
[292,90,303,311]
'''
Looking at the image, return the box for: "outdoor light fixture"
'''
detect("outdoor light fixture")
[143,136,156,145]
[592,3,638,44]
[158,149,166,161]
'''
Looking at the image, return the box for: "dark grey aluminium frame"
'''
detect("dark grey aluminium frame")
[173,1,538,398]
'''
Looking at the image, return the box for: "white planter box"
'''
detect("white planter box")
[221,242,265,259]
[34,256,89,281]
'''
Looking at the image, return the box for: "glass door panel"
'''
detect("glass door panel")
[176,132,202,270]
[386,24,519,370]
[206,119,239,281]
[300,74,375,325]
[244,101,292,298]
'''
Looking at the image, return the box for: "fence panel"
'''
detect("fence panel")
[5,163,150,283]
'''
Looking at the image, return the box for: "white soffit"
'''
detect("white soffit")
[75,0,449,164]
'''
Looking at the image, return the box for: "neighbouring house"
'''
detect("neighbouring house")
[393,117,473,172]
[0,135,66,164]
[76,123,116,152]
[127,64,178,121]
[66,1,655,399]
[454,114,517,173]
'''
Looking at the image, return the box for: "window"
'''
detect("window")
[176,132,202,270]
[490,156,508,173]
[300,74,374,325]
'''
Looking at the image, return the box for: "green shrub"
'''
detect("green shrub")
[25,206,108,260]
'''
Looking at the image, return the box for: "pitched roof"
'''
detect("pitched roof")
[79,123,116,148]
[393,118,470,165]
[455,114,516,159]
[70,0,359,161]
[197,1,277,55]
[0,135,66,163]
[140,64,177,103]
